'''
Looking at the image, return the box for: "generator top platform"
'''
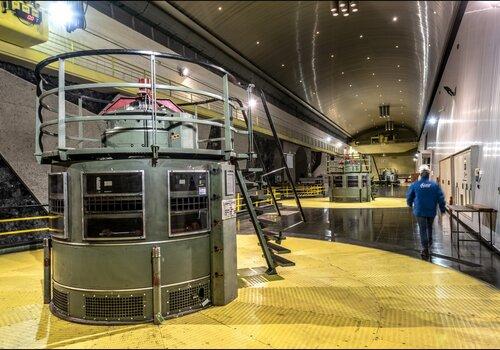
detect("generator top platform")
[1,235,499,348]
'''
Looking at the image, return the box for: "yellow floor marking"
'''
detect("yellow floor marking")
[280,196,408,209]
[0,235,499,348]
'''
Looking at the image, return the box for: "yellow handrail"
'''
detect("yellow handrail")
[235,184,324,212]
[0,215,59,224]
[0,227,58,236]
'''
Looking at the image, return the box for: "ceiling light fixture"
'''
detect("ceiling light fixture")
[392,16,398,22]
[248,98,257,108]
[256,41,260,45]
[379,104,390,118]
[178,66,189,77]
[332,1,358,17]
[218,6,222,11]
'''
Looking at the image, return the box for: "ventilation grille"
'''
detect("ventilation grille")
[170,196,208,212]
[85,296,144,319]
[49,198,65,213]
[52,288,68,315]
[84,195,143,213]
[169,282,210,314]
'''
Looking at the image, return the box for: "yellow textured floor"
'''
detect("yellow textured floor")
[0,236,499,349]
[280,196,408,209]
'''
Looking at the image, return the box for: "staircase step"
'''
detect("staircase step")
[251,194,267,201]
[281,220,304,232]
[266,241,291,254]
[244,180,259,189]
[272,253,295,267]
[262,229,285,242]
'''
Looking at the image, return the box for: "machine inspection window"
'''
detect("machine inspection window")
[168,170,209,236]
[82,171,145,240]
[347,175,359,187]
[48,173,68,239]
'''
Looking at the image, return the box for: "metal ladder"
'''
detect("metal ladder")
[232,89,306,275]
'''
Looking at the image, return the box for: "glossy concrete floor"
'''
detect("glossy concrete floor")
[244,193,500,288]
[1,235,499,348]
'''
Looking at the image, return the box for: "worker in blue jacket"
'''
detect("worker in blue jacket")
[406,164,446,259]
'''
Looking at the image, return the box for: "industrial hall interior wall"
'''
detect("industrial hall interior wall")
[419,2,500,249]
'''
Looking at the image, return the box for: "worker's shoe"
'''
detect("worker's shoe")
[420,248,430,260]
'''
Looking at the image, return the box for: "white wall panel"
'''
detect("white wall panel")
[420,3,500,247]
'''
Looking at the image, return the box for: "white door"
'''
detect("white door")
[453,149,473,218]
[439,157,453,204]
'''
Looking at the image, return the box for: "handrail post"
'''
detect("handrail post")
[152,246,163,324]
[246,84,255,162]
[43,237,51,304]
[35,95,42,162]
[222,74,232,159]
[57,59,66,152]
[150,54,159,165]
[78,97,83,149]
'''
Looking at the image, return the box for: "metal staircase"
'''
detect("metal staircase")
[232,89,306,275]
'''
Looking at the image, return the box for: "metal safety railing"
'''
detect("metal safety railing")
[235,188,281,213]
[33,33,339,154]
[275,184,325,198]
[34,49,254,163]
[0,215,57,237]
[235,184,325,213]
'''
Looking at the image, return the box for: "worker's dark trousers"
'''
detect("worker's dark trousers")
[416,216,434,249]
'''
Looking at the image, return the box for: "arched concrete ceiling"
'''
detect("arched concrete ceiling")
[169,1,460,135]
